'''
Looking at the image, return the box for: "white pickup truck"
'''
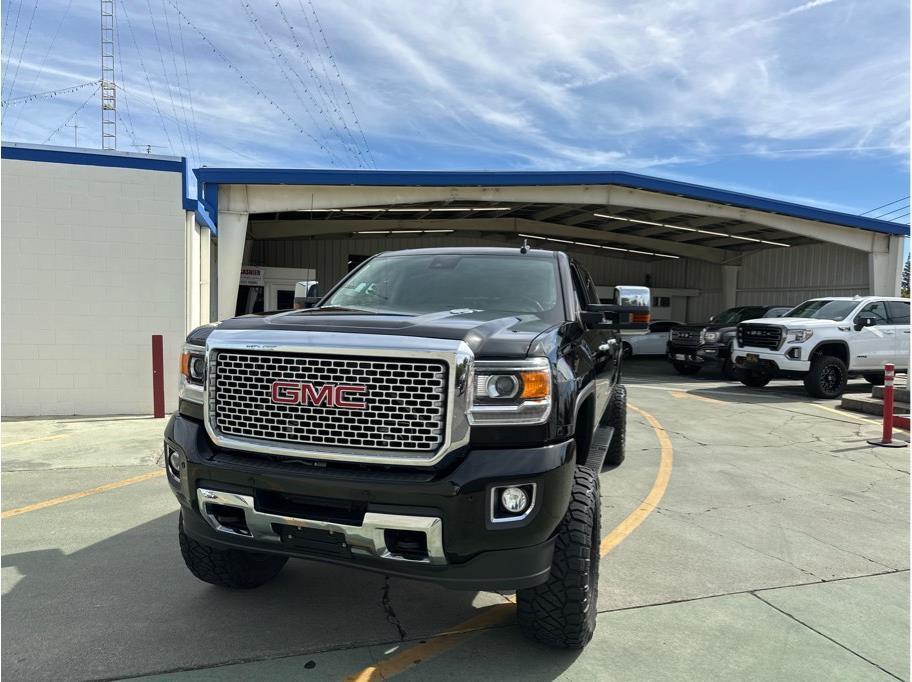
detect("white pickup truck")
[732,296,910,398]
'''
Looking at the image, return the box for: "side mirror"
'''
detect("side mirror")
[854,314,877,331]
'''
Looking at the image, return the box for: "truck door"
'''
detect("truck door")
[886,300,910,369]
[571,263,616,420]
[852,300,892,370]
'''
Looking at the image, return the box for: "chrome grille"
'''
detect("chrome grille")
[737,324,783,350]
[210,351,448,452]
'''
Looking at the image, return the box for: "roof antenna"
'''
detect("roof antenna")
[520,237,529,254]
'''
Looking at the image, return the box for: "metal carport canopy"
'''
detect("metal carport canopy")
[191,168,908,320]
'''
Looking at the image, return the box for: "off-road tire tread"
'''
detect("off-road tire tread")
[803,355,848,399]
[603,384,626,466]
[517,467,600,649]
[178,513,287,589]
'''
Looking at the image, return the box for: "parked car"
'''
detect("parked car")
[667,305,791,378]
[622,320,683,357]
[733,296,910,398]
[168,247,651,650]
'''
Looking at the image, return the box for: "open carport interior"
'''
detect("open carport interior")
[190,172,906,323]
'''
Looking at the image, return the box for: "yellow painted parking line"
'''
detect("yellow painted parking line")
[601,404,674,556]
[2,434,68,448]
[1,470,164,519]
[344,402,674,681]
[670,390,726,406]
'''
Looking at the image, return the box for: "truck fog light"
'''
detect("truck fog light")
[165,445,182,477]
[500,486,529,513]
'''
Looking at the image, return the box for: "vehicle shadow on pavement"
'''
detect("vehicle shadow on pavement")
[687,381,871,404]
[0,510,578,680]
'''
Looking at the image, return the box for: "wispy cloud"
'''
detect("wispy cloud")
[0,0,908,181]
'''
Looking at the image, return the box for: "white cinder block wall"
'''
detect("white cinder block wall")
[2,149,188,416]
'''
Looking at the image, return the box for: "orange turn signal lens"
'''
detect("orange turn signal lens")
[180,352,191,378]
[631,311,651,324]
[520,370,550,399]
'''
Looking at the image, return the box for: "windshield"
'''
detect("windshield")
[322,253,564,322]
[711,307,764,324]
[784,299,858,320]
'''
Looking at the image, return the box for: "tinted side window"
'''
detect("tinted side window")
[569,265,590,308]
[859,301,889,324]
[886,301,910,324]
[577,265,599,304]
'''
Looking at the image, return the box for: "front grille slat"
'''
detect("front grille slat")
[737,324,783,350]
[210,351,448,453]
[670,328,704,346]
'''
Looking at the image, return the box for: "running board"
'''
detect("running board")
[585,424,614,472]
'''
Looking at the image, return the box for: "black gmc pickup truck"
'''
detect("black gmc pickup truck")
[165,246,649,649]
[667,305,790,378]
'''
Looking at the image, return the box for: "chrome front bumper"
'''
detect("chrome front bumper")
[196,488,446,565]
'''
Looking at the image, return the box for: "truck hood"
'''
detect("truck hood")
[740,317,841,328]
[213,308,556,358]
[674,322,735,333]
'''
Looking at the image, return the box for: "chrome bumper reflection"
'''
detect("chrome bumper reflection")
[196,488,445,565]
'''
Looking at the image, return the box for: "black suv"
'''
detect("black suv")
[165,247,649,649]
[667,305,790,377]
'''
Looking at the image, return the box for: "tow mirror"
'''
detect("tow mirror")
[584,286,651,331]
[854,314,877,331]
[293,281,320,310]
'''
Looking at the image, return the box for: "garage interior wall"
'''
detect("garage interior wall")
[249,234,878,323]
[1,155,187,416]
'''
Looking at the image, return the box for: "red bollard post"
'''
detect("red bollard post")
[868,363,905,447]
[152,335,165,419]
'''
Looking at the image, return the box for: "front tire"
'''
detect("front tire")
[672,362,700,376]
[517,467,600,649]
[804,355,848,398]
[738,369,772,388]
[179,513,288,589]
[602,385,626,466]
[721,357,738,380]
[621,342,632,359]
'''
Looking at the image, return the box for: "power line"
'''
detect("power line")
[160,0,195,162]
[118,0,174,153]
[2,80,98,106]
[3,0,40,105]
[861,196,910,215]
[175,4,201,163]
[43,82,100,144]
[301,0,375,167]
[873,204,911,220]
[239,0,344,166]
[888,212,909,222]
[145,0,187,153]
[2,0,25,95]
[113,3,138,148]
[6,0,72,133]
[275,0,367,168]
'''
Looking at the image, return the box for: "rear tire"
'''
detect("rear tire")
[672,362,700,376]
[179,513,287,589]
[721,357,738,380]
[804,355,848,399]
[602,385,626,467]
[863,372,885,386]
[738,369,771,388]
[517,467,600,649]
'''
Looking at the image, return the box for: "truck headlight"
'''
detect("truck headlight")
[785,329,813,343]
[179,345,206,404]
[469,359,551,425]
[703,331,720,342]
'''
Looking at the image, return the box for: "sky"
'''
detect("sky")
[1,0,909,221]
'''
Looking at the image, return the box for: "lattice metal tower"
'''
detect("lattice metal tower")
[100,0,116,149]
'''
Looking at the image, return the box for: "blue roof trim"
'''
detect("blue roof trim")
[2,143,184,173]
[193,167,909,236]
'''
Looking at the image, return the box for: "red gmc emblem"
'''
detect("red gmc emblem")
[270,381,368,410]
